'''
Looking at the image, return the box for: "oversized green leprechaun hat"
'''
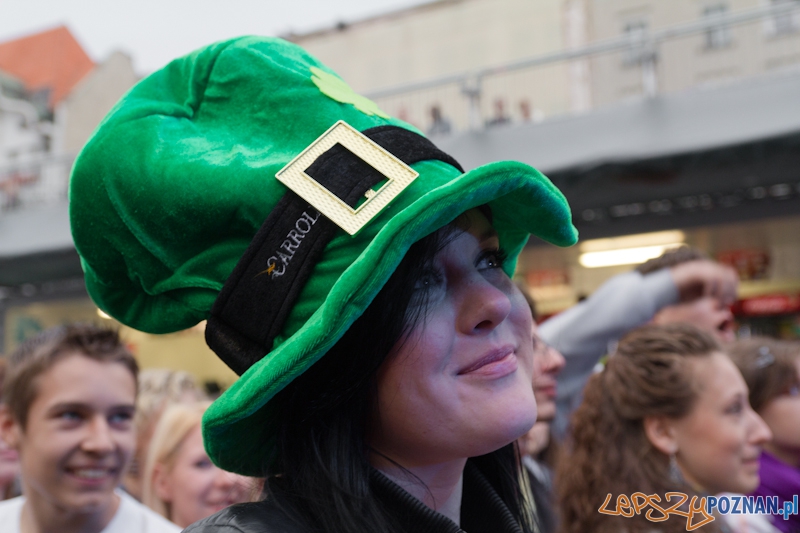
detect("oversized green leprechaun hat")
[69,36,577,476]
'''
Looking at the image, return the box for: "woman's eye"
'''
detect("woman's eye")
[414,269,442,290]
[194,458,214,469]
[477,248,508,270]
[725,400,744,415]
[787,385,800,397]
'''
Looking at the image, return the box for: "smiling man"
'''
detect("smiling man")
[0,325,179,533]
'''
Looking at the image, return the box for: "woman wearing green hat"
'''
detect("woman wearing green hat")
[70,37,577,533]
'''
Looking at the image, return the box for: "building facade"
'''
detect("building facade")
[293,0,800,336]
[290,0,583,133]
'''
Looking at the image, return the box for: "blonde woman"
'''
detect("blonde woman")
[124,369,204,500]
[143,402,254,528]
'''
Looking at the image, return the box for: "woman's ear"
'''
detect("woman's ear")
[643,415,679,455]
[152,462,173,503]
[0,406,21,450]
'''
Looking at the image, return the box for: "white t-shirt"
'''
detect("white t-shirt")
[0,490,180,533]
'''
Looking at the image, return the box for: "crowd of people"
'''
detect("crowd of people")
[2,257,797,533]
[0,326,257,532]
[0,36,798,533]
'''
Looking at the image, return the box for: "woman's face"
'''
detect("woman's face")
[368,210,537,467]
[154,424,251,528]
[759,358,800,466]
[671,352,771,494]
[532,333,565,423]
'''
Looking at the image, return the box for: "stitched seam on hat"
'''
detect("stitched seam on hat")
[191,39,242,117]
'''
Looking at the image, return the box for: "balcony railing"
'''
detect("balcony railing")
[366,1,800,136]
[0,154,75,212]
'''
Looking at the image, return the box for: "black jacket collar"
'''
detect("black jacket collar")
[185,459,525,533]
[370,460,524,533]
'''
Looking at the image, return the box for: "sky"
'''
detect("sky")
[0,0,427,74]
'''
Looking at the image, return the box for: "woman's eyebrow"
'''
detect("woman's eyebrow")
[479,228,499,242]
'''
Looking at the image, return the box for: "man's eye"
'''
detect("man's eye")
[58,411,82,421]
[109,412,134,425]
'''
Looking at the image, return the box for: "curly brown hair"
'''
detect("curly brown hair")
[556,324,723,533]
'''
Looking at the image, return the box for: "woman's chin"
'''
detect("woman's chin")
[472,406,538,456]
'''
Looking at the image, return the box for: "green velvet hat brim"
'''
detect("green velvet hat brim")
[203,159,577,476]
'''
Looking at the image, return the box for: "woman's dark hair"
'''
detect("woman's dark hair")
[728,337,800,412]
[264,215,535,533]
[556,324,723,533]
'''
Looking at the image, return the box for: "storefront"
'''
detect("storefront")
[517,215,800,339]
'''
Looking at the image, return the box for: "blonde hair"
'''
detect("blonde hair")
[142,400,211,519]
[127,369,203,485]
[135,369,202,435]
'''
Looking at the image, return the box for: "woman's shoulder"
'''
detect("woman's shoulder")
[183,500,306,533]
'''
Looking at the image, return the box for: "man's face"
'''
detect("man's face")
[653,296,735,342]
[2,354,136,514]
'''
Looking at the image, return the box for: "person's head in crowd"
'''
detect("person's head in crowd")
[0,358,20,500]
[638,247,738,342]
[558,324,770,533]
[729,338,800,467]
[123,368,204,501]
[0,325,138,531]
[143,401,252,528]
[516,285,566,457]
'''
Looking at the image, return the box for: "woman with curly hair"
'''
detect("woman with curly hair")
[557,324,771,533]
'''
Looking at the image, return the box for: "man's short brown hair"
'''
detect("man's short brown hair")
[636,246,708,275]
[3,324,138,428]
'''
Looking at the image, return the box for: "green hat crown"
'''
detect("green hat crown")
[69,36,577,475]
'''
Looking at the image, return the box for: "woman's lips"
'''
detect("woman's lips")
[458,347,518,378]
[535,383,558,399]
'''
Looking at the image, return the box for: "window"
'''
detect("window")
[768,0,800,36]
[704,5,731,49]
[623,20,649,65]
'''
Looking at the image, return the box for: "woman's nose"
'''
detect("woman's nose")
[214,468,243,489]
[748,409,772,446]
[458,277,512,334]
[544,345,566,374]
